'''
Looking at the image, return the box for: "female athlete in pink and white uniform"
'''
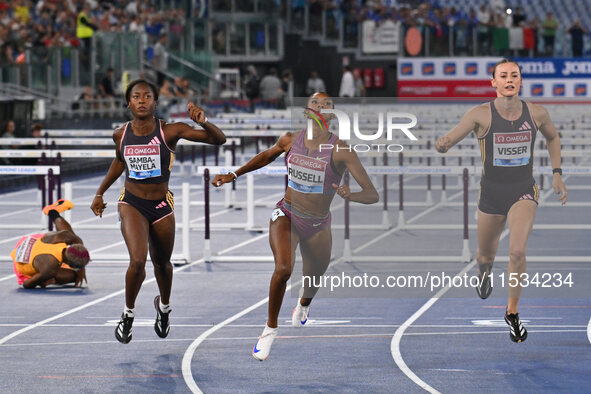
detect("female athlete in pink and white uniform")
[213,92,379,360]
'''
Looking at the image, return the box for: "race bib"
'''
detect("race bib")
[287,154,326,194]
[493,131,531,167]
[124,144,162,179]
[14,236,38,263]
[270,208,285,222]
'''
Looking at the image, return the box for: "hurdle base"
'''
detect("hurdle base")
[343,239,352,262]
[203,239,212,263]
[425,190,433,205]
[397,210,405,228]
[381,210,391,229]
[461,238,472,263]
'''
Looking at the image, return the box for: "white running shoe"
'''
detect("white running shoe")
[291,301,310,327]
[252,324,278,361]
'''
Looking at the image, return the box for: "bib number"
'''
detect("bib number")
[493,131,531,167]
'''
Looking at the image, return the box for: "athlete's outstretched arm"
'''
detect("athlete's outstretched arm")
[91,129,125,217]
[212,134,292,187]
[333,142,379,204]
[172,102,226,145]
[535,104,567,204]
[435,106,480,153]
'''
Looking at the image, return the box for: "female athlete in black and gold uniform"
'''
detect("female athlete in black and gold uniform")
[436,59,567,343]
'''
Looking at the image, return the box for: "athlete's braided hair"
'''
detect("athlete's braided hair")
[65,244,90,269]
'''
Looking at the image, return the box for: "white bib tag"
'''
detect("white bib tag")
[271,208,285,222]
[124,144,162,179]
[493,130,531,167]
[287,154,326,194]
[14,236,38,263]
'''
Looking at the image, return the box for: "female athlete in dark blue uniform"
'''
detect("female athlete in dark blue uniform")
[436,59,567,343]
[91,80,226,343]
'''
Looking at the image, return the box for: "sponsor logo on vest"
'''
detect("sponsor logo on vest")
[290,155,324,170]
[124,144,162,179]
[125,145,159,155]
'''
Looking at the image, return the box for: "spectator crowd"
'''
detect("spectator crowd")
[0,0,186,79]
[293,0,589,57]
[0,0,589,117]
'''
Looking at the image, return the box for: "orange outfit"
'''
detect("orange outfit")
[10,234,71,285]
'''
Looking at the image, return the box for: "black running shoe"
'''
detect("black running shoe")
[154,295,171,338]
[476,262,493,299]
[504,309,528,343]
[115,313,134,344]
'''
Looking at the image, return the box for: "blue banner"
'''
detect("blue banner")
[515,58,591,79]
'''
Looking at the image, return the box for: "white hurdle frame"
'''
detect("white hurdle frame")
[5,158,591,264]
[192,165,591,264]
[0,165,60,230]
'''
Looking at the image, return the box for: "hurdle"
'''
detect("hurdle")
[192,163,591,264]
[195,165,473,262]
[60,182,191,263]
[339,166,473,263]
[0,165,60,230]
[342,165,591,264]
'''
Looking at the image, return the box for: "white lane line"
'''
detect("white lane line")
[390,259,481,394]
[0,214,124,285]
[0,210,119,247]
[0,287,127,345]
[182,298,268,393]
[403,329,586,336]
[0,323,585,329]
[188,191,285,224]
[217,232,269,255]
[0,274,16,283]
[390,172,578,393]
[90,240,126,254]
[0,207,35,219]
[1,187,275,281]
[0,172,277,330]
[0,188,41,198]
[0,180,200,248]
[183,190,465,393]
[444,317,563,320]
[3,329,586,349]
[0,258,199,346]
[352,191,464,254]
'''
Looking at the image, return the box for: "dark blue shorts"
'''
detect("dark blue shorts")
[118,188,174,224]
[478,178,538,216]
